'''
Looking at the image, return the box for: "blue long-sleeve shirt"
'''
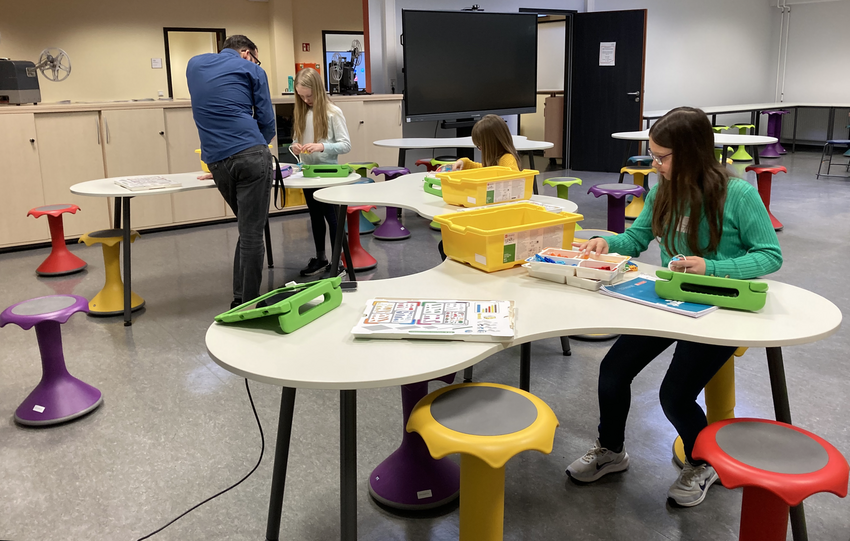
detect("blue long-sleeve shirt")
[187,48,275,164]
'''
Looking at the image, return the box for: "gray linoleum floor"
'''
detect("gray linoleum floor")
[1,149,849,541]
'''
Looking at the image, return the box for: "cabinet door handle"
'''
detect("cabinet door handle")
[96,118,101,145]
[105,118,110,144]
[159,131,164,135]
[29,138,35,143]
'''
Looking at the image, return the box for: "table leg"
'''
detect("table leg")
[520,343,531,392]
[113,198,121,229]
[752,145,761,166]
[526,152,539,195]
[341,389,357,541]
[766,347,808,541]
[792,107,799,153]
[122,197,132,327]
[721,146,730,165]
[397,148,408,168]
[266,387,297,541]
[329,205,355,281]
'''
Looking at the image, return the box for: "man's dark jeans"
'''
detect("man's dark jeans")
[209,145,272,304]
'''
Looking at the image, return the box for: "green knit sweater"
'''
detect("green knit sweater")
[606,178,782,279]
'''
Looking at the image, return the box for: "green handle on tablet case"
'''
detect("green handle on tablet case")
[423,176,443,197]
[301,164,352,178]
[655,270,768,311]
[215,276,342,332]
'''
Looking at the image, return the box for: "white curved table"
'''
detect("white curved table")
[373,136,554,177]
[205,258,841,540]
[612,129,778,165]
[314,172,578,220]
[71,171,361,324]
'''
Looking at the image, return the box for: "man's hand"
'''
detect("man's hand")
[197,173,213,180]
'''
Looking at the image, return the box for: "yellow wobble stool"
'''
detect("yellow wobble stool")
[79,229,145,316]
[408,382,559,541]
[673,346,748,467]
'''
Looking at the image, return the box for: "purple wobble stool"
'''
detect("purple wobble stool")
[588,183,645,234]
[369,373,460,510]
[760,110,789,158]
[0,295,102,426]
[372,166,412,241]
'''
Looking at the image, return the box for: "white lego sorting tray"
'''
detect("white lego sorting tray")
[524,248,630,286]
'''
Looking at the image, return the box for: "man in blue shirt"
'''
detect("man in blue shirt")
[187,35,275,308]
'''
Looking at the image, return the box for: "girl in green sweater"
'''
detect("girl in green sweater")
[566,107,782,508]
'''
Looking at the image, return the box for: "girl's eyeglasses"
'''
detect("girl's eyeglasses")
[648,149,672,166]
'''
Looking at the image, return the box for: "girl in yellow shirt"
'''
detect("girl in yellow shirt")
[445,114,523,171]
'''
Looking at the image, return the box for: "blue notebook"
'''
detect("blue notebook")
[599,274,718,318]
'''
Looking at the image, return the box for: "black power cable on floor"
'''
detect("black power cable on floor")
[137,378,265,540]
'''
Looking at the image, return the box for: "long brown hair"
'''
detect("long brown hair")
[293,68,331,143]
[649,106,728,257]
[471,115,522,170]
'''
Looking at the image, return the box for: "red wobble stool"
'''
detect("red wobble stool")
[694,418,848,541]
[745,165,786,231]
[342,205,378,272]
[27,204,87,276]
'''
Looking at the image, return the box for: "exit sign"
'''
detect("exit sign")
[302,43,310,52]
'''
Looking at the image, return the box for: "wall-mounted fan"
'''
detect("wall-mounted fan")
[36,48,72,82]
[329,40,362,95]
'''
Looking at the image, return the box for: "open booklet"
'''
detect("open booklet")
[114,176,182,191]
[351,298,515,341]
[599,273,718,318]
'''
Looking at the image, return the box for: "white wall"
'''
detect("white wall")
[777,0,850,143]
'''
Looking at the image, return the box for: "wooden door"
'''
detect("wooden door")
[0,113,48,246]
[101,109,173,228]
[35,112,110,237]
[164,107,227,223]
[569,10,646,172]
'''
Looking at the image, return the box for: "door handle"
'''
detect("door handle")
[627,91,640,103]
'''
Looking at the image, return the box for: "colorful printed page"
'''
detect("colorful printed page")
[599,274,718,318]
[351,299,515,341]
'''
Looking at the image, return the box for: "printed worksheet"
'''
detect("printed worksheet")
[352,299,515,341]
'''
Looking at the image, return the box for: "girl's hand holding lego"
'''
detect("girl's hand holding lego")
[450,159,464,171]
[290,143,303,154]
[580,238,609,256]
[300,143,325,153]
[670,255,706,275]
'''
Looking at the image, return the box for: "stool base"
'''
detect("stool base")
[429,220,441,231]
[36,250,87,277]
[373,208,410,241]
[15,375,103,426]
[369,437,460,510]
[88,290,145,316]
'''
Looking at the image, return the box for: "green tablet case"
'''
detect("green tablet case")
[654,270,768,312]
[300,164,353,178]
[215,276,343,333]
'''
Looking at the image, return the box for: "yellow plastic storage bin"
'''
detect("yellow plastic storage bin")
[435,166,538,207]
[434,203,584,272]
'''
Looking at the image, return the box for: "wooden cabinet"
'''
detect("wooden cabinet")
[0,96,403,248]
[35,112,110,237]
[164,107,227,224]
[363,100,403,169]
[101,109,173,229]
[0,113,48,247]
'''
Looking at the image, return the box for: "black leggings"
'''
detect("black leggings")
[303,188,338,257]
[597,335,736,463]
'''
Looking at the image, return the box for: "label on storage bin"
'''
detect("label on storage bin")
[503,226,563,263]
[475,253,487,265]
[486,179,526,204]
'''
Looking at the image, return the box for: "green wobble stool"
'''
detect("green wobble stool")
[543,177,582,231]
[730,124,755,161]
[712,126,733,163]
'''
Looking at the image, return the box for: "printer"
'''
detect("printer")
[0,59,41,105]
